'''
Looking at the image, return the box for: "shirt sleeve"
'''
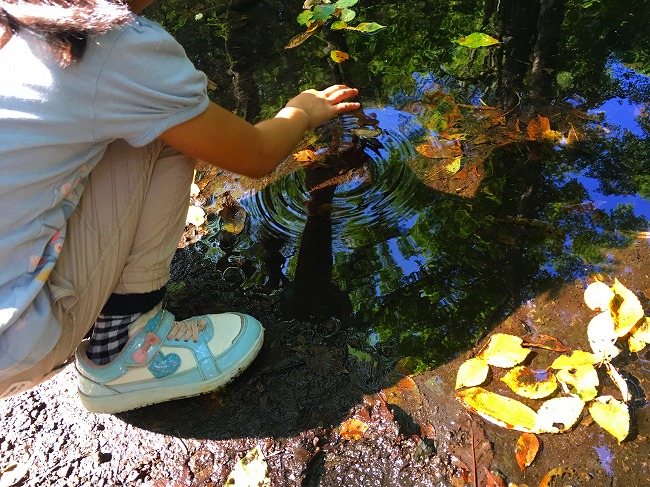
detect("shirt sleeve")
[93,16,210,147]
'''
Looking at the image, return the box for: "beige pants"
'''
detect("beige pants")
[0,140,195,396]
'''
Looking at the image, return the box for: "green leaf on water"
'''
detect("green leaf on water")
[331,21,348,30]
[454,32,499,48]
[313,4,337,20]
[340,8,356,23]
[354,22,386,33]
[297,10,314,25]
[335,0,359,7]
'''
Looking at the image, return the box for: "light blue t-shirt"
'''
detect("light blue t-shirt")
[0,15,209,380]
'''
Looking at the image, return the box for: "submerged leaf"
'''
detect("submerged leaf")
[534,396,584,433]
[515,432,539,472]
[589,396,630,442]
[610,279,644,337]
[584,281,614,311]
[455,357,490,389]
[224,446,270,486]
[479,334,531,368]
[501,366,557,399]
[330,50,350,63]
[526,115,551,141]
[456,387,538,432]
[555,365,599,401]
[285,28,319,49]
[454,32,499,48]
[587,311,620,362]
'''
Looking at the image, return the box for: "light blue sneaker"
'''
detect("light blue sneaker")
[75,306,264,413]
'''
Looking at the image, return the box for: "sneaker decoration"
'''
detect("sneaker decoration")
[75,308,264,414]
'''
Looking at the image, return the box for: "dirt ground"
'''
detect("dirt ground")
[1,239,648,487]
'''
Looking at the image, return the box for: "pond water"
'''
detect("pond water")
[156,0,649,372]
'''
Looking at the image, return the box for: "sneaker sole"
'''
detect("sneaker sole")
[77,327,264,414]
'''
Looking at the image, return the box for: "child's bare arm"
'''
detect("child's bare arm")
[160,85,360,178]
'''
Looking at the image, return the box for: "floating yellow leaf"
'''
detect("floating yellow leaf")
[550,349,597,369]
[534,396,584,433]
[479,334,531,368]
[629,317,650,352]
[186,205,205,227]
[555,364,599,401]
[455,357,489,390]
[515,432,539,472]
[224,445,271,486]
[456,387,538,432]
[330,49,350,63]
[584,281,614,311]
[589,395,630,443]
[610,278,644,337]
[587,311,620,362]
[501,366,557,399]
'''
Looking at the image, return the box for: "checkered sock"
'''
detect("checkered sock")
[86,313,142,365]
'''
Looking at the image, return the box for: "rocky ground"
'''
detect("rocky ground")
[1,240,649,487]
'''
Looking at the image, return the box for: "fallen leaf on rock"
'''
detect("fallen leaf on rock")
[589,395,629,443]
[584,281,614,311]
[605,362,630,402]
[515,432,539,472]
[555,364,599,402]
[610,278,644,337]
[484,468,507,487]
[501,366,557,399]
[628,317,650,353]
[534,396,584,434]
[339,417,370,440]
[447,413,494,487]
[587,311,620,362]
[538,467,590,486]
[224,445,270,487]
[455,357,490,390]
[550,350,597,369]
[456,387,538,432]
[479,334,531,368]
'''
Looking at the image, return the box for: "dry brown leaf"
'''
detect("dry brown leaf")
[522,334,570,352]
[515,432,539,472]
[484,468,507,487]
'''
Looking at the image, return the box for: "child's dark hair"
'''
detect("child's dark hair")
[0,0,132,66]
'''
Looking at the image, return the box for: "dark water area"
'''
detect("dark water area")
[156,0,650,372]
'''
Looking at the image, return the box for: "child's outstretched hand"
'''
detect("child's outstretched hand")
[284,85,361,130]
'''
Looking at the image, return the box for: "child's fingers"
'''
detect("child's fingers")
[321,84,351,96]
[332,101,361,114]
[326,88,359,104]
